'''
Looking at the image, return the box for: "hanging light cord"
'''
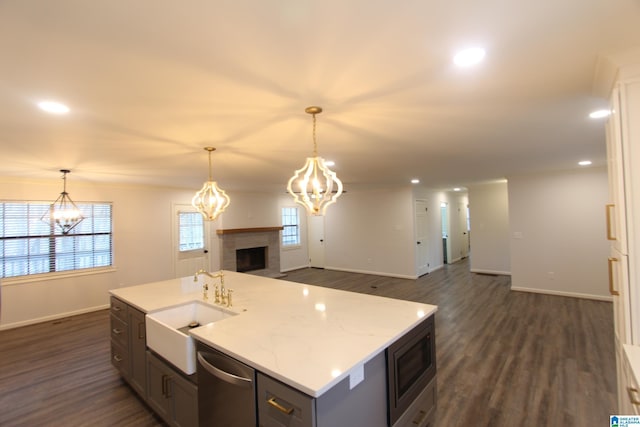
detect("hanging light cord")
[61,170,69,195]
[311,112,318,157]
[205,147,215,181]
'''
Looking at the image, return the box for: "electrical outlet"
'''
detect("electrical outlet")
[349,364,365,389]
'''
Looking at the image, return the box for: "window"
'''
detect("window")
[281,207,300,246]
[0,201,113,279]
[178,212,204,252]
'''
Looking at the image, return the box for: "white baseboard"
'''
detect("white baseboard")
[326,266,417,280]
[470,268,511,276]
[280,264,310,273]
[510,286,613,302]
[0,304,110,331]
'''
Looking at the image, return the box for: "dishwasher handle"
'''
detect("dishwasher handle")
[197,351,254,388]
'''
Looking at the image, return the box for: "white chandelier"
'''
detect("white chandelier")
[42,169,85,234]
[287,106,343,216]
[192,147,230,221]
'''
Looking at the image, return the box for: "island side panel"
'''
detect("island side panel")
[315,351,388,427]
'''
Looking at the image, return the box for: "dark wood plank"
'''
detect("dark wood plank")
[281,260,617,427]
[0,258,616,427]
[0,310,163,427]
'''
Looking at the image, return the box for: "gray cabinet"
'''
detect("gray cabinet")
[128,305,147,397]
[256,351,387,427]
[147,351,198,427]
[109,297,147,398]
[257,372,315,427]
[391,377,436,427]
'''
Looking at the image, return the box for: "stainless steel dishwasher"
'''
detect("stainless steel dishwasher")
[196,342,257,427]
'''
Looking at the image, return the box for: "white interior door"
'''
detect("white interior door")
[173,204,210,278]
[308,215,325,268]
[458,202,469,258]
[415,200,429,276]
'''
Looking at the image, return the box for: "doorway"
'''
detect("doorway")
[308,215,325,268]
[172,204,211,278]
[415,199,429,276]
[440,202,449,264]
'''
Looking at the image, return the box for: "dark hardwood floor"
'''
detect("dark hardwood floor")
[0,258,616,426]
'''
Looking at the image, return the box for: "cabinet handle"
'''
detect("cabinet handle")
[161,375,169,397]
[608,257,620,296]
[165,376,172,399]
[628,387,640,405]
[113,306,122,312]
[412,409,427,425]
[267,397,294,415]
[606,204,616,241]
[113,355,123,363]
[112,328,123,335]
[137,322,145,340]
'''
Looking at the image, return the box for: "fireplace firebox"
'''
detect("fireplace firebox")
[236,246,267,273]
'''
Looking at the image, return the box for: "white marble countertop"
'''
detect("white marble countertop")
[110,270,437,397]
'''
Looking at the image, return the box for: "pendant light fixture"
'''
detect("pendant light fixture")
[287,106,343,216]
[42,169,84,234]
[192,147,230,221]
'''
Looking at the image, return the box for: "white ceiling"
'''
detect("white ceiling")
[1,0,639,192]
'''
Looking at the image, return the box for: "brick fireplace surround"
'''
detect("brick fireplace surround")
[217,227,284,278]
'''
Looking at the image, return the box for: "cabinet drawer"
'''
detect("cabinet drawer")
[110,296,128,322]
[110,314,129,347]
[257,372,315,427]
[111,341,130,377]
[392,376,437,427]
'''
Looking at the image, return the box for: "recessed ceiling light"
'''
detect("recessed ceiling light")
[38,100,70,114]
[454,47,486,67]
[589,109,611,119]
[453,188,461,192]
[411,179,420,184]
[578,160,592,166]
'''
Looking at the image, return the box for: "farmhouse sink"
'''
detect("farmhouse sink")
[146,300,236,374]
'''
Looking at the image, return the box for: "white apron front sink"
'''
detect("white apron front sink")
[146,301,236,374]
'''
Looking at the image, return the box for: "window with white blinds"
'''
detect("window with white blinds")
[281,207,300,246]
[178,211,204,252]
[0,201,113,278]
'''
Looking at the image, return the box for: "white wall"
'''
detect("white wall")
[0,177,303,329]
[507,168,610,300]
[0,176,197,329]
[468,181,511,275]
[323,187,417,278]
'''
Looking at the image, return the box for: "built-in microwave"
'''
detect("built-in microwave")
[386,315,436,426]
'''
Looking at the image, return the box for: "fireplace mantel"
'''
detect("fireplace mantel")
[216,226,284,235]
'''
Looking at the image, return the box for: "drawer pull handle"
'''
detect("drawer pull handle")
[413,409,427,425]
[606,204,616,241]
[628,387,640,405]
[112,328,123,335]
[267,397,294,415]
[608,257,620,296]
[113,306,122,312]
[113,355,123,362]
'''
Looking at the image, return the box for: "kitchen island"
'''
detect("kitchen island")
[110,270,437,427]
